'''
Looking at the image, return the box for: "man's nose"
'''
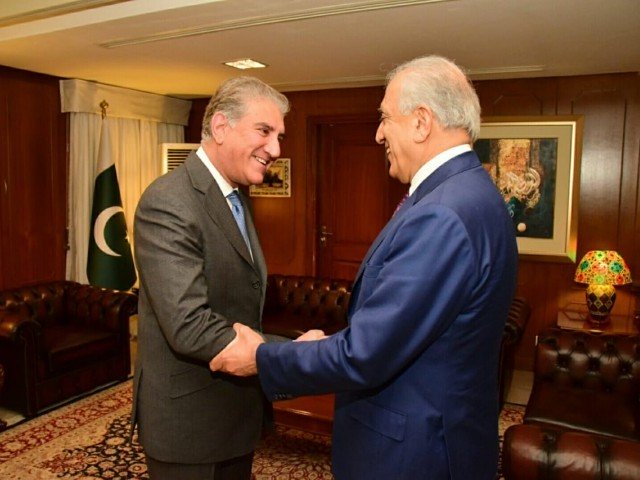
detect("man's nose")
[265,135,281,159]
[375,123,384,144]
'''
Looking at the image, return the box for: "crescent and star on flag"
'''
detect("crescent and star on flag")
[86,99,136,290]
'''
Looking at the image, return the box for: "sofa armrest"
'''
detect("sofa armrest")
[65,283,138,332]
[503,296,530,346]
[0,307,40,341]
[498,296,531,409]
[502,424,640,480]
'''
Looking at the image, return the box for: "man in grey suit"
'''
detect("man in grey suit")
[132,76,289,479]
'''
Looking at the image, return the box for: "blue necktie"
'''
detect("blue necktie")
[227,191,252,253]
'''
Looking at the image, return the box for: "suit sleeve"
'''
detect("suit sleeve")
[134,186,235,363]
[256,203,478,399]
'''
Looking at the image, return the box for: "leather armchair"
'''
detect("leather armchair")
[525,328,640,441]
[0,281,137,417]
[502,328,640,479]
[503,424,640,480]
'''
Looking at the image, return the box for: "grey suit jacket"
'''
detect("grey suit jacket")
[132,152,268,463]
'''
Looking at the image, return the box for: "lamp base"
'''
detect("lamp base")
[587,312,611,326]
[585,284,616,325]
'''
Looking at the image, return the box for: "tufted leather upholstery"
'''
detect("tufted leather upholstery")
[503,424,640,480]
[502,328,640,479]
[0,281,137,416]
[262,274,352,338]
[524,328,640,441]
[261,274,529,408]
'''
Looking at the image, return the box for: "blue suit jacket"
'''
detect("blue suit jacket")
[257,151,518,479]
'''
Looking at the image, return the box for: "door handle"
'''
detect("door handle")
[319,225,333,247]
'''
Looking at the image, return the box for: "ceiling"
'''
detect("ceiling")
[0,0,638,99]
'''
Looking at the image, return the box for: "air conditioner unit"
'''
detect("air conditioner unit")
[160,143,199,174]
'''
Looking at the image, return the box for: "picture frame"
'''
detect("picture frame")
[249,158,291,197]
[476,116,583,262]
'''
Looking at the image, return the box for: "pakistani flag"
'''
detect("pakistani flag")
[87,119,136,290]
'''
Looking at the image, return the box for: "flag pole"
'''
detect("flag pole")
[100,100,109,119]
[86,99,137,291]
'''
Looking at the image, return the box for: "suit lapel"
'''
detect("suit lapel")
[351,197,411,286]
[351,151,481,296]
[241,190,267,283]
[184,153,257,270]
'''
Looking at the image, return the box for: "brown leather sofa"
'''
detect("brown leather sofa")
[503,424,640,480]
[262,274,530,408]
[502,328,640,479]
[0,281,137,417]
[262,274,352,338]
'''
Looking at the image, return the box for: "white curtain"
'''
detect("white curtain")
[61,79,191,284]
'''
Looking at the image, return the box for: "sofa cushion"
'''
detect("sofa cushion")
[39,325,120,376]
[503,424,640,480]
[525,383,640,442]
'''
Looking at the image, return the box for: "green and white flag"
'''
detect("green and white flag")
[87,119,136,290]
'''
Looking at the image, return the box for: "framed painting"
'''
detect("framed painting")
[249,158,291,197]
[476,116,583,262]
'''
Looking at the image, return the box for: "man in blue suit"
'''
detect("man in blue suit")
[211,55,518,479]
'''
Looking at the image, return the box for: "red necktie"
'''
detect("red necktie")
[393,193,409,217]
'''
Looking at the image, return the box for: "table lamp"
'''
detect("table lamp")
[574,250,632,324]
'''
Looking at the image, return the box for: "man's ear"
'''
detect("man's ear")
[414,106,432,142]
[211,112,229,144]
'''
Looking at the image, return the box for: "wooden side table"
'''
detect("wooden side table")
[557,303,639,335]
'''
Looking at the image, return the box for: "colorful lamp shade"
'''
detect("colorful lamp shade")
[574,250,632,323]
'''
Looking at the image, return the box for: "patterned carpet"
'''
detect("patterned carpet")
[0,380,523,479]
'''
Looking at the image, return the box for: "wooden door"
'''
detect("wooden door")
[316,120,405,280]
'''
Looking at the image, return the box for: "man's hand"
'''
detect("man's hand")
[209,323,265,376]
[295,329,326,341]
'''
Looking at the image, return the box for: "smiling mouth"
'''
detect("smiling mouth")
[254,155,269,166]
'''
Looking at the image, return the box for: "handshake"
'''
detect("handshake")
[209,324,326,376]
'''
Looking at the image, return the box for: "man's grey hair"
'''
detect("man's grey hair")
[201,76,290,140]
[387,55,481,141]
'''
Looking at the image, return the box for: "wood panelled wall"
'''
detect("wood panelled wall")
[1,65,638,371]
[189,73,640,370]
[0,66,67,290]
[476,74,640,369]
